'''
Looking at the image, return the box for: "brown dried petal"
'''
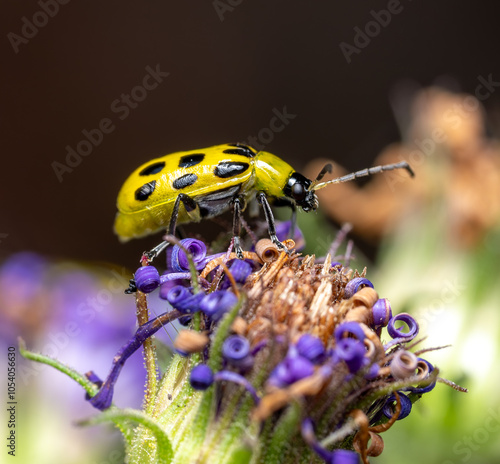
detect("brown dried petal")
[173,330,209,353]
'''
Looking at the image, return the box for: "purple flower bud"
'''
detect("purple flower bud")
[365,362,380,380]
[171,238,207,271]
[288,355,315,382]
[296,334,325,364]
[334,322,366,343]
[269,355,315,387]
[221,259,253,289]
[269,359,296,386]
[335,338,366,373]
[383,392,412,420]
[200,290,238,321]
[343,277,374,299]
[222,335,251,365]
[134,266,160,293]
[166,285,204,314]
[190,364,214,390]
[387,313,419,340]
[372,298,392,328]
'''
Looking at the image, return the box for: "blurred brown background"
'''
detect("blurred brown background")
[2,0,500,266]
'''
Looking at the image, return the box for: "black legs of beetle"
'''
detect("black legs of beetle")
[232,197,244,259]
[258,193,288,252]
[231,193,289,259]
[144,193,197,261]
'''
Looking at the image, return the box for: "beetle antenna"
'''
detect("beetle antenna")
[312,161,414,191]
[308,163,333,191]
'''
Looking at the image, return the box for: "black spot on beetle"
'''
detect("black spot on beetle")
[179,153,205,168]
[214,162,250,178]
[139,162,165,176]
[135,181,156,201]
[173,173,198,190]
[224,144,256,157]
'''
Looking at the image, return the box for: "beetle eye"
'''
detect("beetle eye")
[292,182,306,200]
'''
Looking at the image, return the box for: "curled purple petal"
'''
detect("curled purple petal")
[222,335,251,365]
[343,277,374,299]
[372,298,392,328]
[159,276,185,300]
[407,358,437,394]
[296,334,325,364]
[171,238,207,271]
[166,285,205,314]
[383,392,412,420]
[199,290,238,321]
[335,338,366,373]
[134,266,160,293]
[214,370,260,403]
[220,259,253,289]
[387,313,419,340]
[334,322,366,343]
[269,355,314,387]
[190,364,214,390]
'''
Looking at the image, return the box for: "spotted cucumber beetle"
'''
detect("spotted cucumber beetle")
[114,143,414,260]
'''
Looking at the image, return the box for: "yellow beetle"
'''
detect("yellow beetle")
[115,143,413,259]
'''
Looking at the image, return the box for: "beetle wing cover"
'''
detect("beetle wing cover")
[114,144,256,240]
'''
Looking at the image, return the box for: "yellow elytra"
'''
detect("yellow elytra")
[114,143,305,242]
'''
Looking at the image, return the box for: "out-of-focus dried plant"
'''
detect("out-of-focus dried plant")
[306,87,500,248]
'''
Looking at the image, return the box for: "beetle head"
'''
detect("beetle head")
[284,172,319,212]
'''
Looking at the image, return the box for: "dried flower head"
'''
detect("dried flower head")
[20,221,466,464]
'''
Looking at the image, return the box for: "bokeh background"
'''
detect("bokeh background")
[2,1,500,463]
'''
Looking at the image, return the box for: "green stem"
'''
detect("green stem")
[262,402,302,464]
[79,408,173,464]
[18,337,98,398]
[136,291,159,415]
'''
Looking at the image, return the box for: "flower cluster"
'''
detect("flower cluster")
[21,222,463,464]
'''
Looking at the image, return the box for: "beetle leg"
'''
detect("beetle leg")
[143,194,197,263]
[232,197,245,259]
[257,193,289,253]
